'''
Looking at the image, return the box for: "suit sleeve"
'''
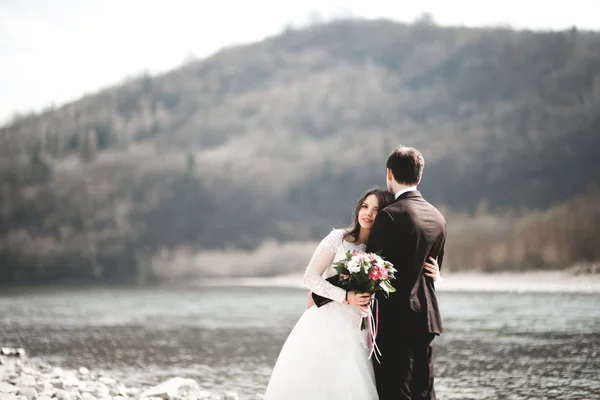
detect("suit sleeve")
[366,209,394,257]
[426,227,446,275]
[436,236,446,271]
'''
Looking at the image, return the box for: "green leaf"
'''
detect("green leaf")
[381,281,396,294]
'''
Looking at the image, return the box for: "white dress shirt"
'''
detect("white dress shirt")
[394,186,418,200]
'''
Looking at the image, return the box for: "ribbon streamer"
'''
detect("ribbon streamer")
[360,296,382,363]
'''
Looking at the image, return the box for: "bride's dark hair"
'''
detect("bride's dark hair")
[344,188,395,241]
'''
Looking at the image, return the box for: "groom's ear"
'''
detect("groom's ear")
[386,168,393,182]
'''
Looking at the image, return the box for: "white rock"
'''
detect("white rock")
[79,367,90,376]
[57,375,80,389]
[17,386,38,398]
[0,381,19,393]
[98,377,116,386]
[32,383,45,393]
[109,384,127,397]
[51,379,65,390]
[38,382,54,395]
[139,378,201,400]
[79,382,111,399]
[1,347,26,357]
[93,392,111,400]
[78,381,102,392]
[38,396,53,400]
[53,389,73,400]
[21,366,39,376]
[197,391,212,400]
[93,389,111,399]
[224,392,239,400]
[7,375,20,384]
[15,375,37,387]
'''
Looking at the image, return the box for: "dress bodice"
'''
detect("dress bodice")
[303,229,367,304]
[322,237,367,279]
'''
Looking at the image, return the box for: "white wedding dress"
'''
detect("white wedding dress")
[263,229,378,400]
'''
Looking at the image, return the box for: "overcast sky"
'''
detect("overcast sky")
[1,0,599,124]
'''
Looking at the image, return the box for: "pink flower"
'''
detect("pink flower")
[369,269,380,280]
[380,269,389,280]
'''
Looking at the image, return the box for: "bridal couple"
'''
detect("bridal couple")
[263,146,447,400]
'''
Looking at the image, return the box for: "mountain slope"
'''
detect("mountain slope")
[1,19,599,282]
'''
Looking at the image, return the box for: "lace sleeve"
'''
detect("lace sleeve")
[302,229,347,303]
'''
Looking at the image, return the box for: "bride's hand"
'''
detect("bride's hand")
[346,291,371,307]
[424,256,442,282]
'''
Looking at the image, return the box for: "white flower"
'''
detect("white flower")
[384,261,396,272]
[373,255,385,265]
[347,259,361,273]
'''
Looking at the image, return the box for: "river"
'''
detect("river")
[1,285,598,399]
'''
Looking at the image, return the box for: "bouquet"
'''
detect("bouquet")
[334,250,397,307]
[333,250,397,361]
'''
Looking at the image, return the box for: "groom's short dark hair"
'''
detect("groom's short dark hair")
[387,145,424,185]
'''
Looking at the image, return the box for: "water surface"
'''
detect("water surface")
[1,286,598,399]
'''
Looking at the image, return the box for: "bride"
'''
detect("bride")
[263,188,441,399]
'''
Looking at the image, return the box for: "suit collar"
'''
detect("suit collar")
[395,190,422,201]
[394,186,418,200]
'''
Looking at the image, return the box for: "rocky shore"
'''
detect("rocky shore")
[0,348,239,400]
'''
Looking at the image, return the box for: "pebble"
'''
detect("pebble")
[17,387,38,398]
[224,392,240,400]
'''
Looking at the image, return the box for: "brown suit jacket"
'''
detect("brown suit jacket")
[366,190,446,335]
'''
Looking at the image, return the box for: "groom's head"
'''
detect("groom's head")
[386,145,424,192]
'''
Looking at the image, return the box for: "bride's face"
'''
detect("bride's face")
[358,194,379,230]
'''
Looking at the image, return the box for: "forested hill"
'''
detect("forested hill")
[1,19,599,282]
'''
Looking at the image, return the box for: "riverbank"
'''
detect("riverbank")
[185,269,600,293]
[0,351,239,400]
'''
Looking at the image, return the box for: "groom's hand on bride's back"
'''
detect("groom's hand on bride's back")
[424,256,441,282]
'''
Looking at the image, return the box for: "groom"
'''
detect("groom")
[367,145,446,400]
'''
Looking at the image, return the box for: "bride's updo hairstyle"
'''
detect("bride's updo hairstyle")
[344,188,394,241]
